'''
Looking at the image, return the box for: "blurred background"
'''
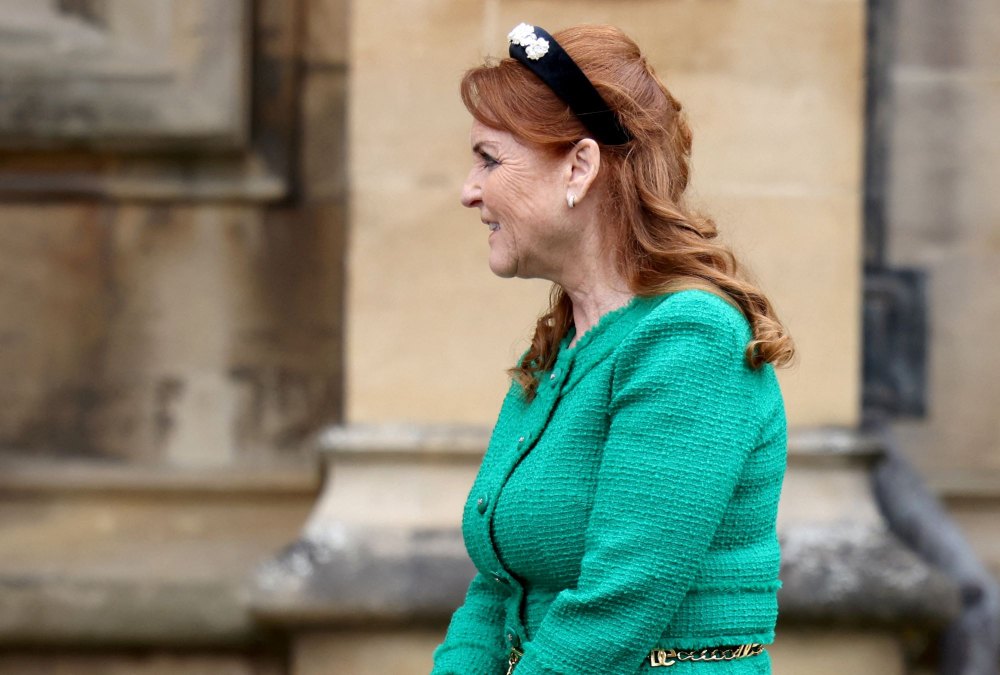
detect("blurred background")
[0,0,997,674]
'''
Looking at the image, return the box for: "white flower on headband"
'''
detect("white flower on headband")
[507,23,535,46]
[507,22,550,60]
[525,38,550,60]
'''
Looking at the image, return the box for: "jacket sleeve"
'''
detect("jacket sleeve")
[430,571,509,674]
[511,299,764,674]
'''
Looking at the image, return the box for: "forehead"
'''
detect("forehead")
[469,120,520,149]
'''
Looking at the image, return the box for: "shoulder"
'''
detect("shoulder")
[608,289,777,418]
[622,289,751,359]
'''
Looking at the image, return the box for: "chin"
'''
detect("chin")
[488,243,518,278]
[489,263,518,279]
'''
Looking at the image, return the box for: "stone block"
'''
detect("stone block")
[303,424,883,531]
[770,629,906,675]
[293,629,441,675]
[778,463,882,528]
[890,248,1000,473]
[0,0,249,150]
[349,0,484,189]
[497,0,863,79]
[0,206,112,455]
[301,69,349,202]
[0,0,296,201]
[0,203,344,464]
[347,183,550,425]
[0,464,316,646]
[673,73,863,195]
[706,191,862,428]
[888,75,1000,261]
[0,653,283,675]
[496,0,865,192]
[896,0,1000,71]
[348,182,861,428]
[305,0,349,67]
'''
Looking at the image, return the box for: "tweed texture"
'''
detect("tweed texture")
[432,290,787,674]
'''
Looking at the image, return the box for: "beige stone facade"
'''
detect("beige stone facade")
[1,0,998,673]
[347,0,864,429]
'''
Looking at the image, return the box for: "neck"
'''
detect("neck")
[542,201,632,343]
[560,264,633,346]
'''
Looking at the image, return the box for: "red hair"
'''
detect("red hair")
[461,25,795,400]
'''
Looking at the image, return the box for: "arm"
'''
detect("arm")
[431,571,509,674]
[513,299,763,674]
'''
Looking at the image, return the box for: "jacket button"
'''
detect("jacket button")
[476,496,488,514]
[492,573,510,585]
[518,436,525,444]
[549,368,560,381]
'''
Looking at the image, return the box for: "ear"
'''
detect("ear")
[564,138,601,203]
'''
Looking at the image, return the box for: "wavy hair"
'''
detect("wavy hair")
[461,25,795,400]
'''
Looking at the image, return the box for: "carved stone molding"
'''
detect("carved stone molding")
[0,0,248,151]
[0,0,298,201]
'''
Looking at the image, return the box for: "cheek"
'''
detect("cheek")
[496,163,554,209]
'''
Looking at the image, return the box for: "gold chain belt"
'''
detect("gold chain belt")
[506,643,763,672]
[650,643,764,667]
[505,647,523,675]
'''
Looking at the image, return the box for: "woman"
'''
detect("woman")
[432,23,794,674]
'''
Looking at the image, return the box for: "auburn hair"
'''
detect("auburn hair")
[461,25,795,400]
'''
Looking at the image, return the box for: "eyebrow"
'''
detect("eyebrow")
[472,142,497,155]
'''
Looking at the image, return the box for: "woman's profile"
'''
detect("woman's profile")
[432,23,794,674]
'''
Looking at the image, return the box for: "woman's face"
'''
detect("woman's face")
[460,121,574,280]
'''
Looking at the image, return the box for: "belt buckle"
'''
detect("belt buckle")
[649,648,677,667]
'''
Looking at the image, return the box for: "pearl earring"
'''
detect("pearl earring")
[567,194,576,208]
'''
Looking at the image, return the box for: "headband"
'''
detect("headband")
[507,23,632,146]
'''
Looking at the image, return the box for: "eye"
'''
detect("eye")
[478,151,500,169]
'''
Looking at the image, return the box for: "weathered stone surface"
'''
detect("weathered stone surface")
[0,0,249,150]
[304,0,349,67]
[0,577,255,648]
[0,469,316,646]
[0,0,298,201]
[253,528,473,625]
[251,522,958,629]
[0,204,343,465]
[885,0,1000,481]
[301,69,348,203]
[778,523,960,627]
[0,652,284,675]
[293,629,442,675]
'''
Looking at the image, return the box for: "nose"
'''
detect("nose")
[460,168,481,209]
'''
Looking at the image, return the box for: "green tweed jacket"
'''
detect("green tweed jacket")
[432,290,787,674]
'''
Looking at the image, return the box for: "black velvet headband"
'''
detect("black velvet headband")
[507,23,632,146]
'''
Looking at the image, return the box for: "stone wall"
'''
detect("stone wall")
[887,1,1000,476]
[0,0,346,671]
[0,0,346,466]
[2,0,998,673]
[880,0,1000,582]
[346,0,865,429]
